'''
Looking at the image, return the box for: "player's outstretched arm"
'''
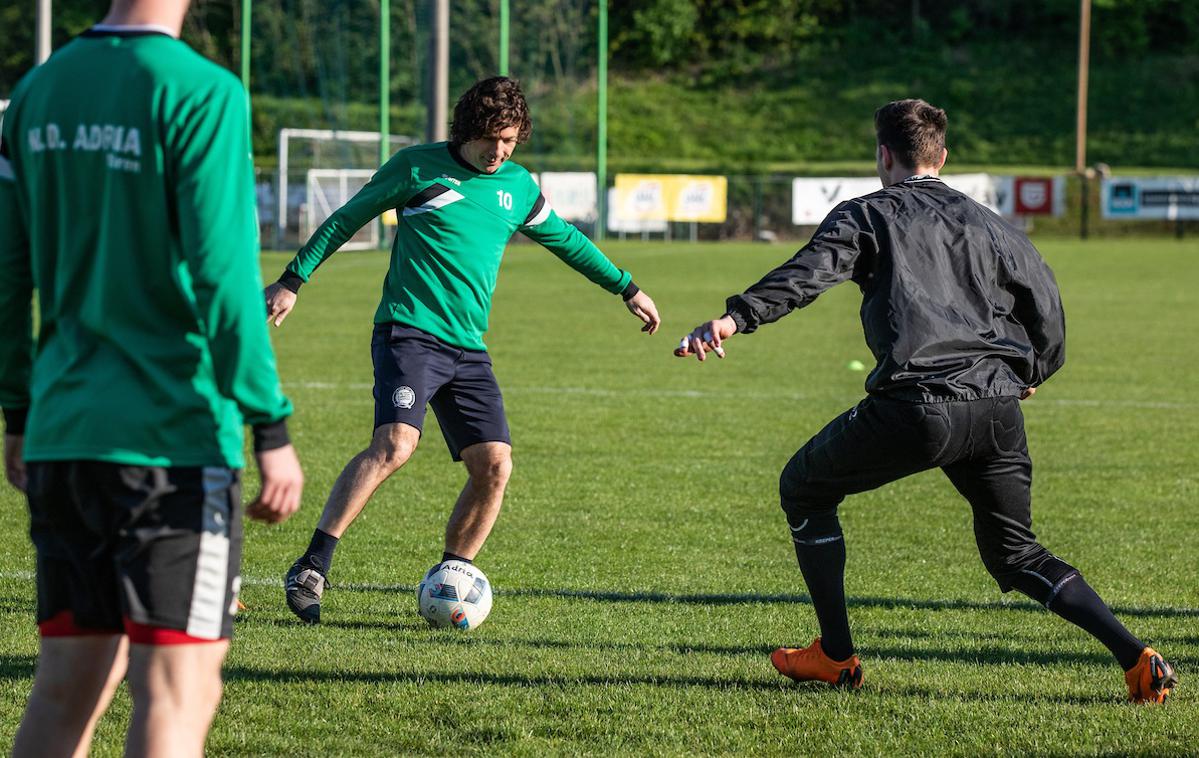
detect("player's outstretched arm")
[280,151,417,298]
[519,192,662,335]
[264,281,298,327]
[246,443,303,524]
[674,315,738,362]
[624,289,661,334]
[0,139,32,492]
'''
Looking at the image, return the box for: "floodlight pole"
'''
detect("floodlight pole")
[36,0,52,64]
[379,0,391,246]
[1075,0,1092,239]
[240,0,251,93]
[499,0,510,76]
[380,0,391,165]
[595,0,608,241]
[426,0,449,143]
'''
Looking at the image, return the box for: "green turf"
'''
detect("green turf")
[1,238,1196,755]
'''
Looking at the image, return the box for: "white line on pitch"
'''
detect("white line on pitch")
[284,382,1197,411]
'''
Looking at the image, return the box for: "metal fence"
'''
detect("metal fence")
[256,168,1197,252]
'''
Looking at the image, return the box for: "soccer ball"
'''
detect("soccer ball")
[416,560,493,630]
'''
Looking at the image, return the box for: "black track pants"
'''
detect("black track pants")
[779,395,1069,592]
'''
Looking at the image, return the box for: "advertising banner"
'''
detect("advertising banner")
[792,174,1066,224]
[613,174,728,223]
[539,171,597,222]
[940,173,1003,214]
[1101,177,1199,220]
[790,177,881,225]
[607,188,668,234]
[1008,176,1064,216]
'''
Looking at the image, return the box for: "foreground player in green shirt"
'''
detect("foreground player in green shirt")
[267,77,661,624]
[0,1,303,754]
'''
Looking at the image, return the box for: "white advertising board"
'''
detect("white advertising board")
[538,171,597,222]
[607,187,667,234]
[790,177,881,225]
[1101,177,1199,220]
[940,173,1002,214]
[791,174,1068,224]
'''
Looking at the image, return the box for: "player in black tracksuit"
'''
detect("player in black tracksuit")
[676,99,1176,703]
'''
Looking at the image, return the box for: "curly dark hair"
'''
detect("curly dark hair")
[449,77,533,145]
[874,98,947,170]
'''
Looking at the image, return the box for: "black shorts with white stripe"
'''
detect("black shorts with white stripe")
[26,461,243,641]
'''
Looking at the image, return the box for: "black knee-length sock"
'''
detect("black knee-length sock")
[1048,575,1145,671]
[791,516,854,661]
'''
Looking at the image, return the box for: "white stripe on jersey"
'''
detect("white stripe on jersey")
[90,23,180,38]
[0,156,13,182]
[185,467,234,640]
[403,188,464,216]
[526,198,553,227]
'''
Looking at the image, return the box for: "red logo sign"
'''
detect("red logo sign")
[1013,178,1055,215]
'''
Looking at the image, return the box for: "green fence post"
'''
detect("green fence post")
[499,0,509,76]
[596,0,608,242]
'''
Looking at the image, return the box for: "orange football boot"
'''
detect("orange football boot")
[1125,647,1177,704]
[770,637,863,689]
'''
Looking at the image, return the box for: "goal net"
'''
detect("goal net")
[304,168,377,250]
[270,128,416,249]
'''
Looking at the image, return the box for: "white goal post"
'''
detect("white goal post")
[305,169,378,250]
[276,128,416,247]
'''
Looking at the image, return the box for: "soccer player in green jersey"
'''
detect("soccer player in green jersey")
[268,77,661,624]
[0,1,304,754]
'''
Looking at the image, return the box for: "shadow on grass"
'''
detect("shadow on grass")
[0,655,36,681]
[0,596,36,615]
[318,617,429,633]
[236,611,1193,669]
[222,663,1122,707]
[320,582,1199,619]
[488,636,1129,668]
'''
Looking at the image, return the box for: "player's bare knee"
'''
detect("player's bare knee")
[468,455,511,490]
[366,435,416,472]
[199,673,225,712]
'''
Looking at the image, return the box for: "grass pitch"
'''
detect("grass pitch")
[1,238,1196,755]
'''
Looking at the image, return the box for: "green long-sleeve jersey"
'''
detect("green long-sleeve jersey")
[0,28,291,468]
[283,142,632,351]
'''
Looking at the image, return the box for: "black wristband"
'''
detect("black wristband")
[277,271,305,294]
[3,406,28,435]
[251,419,291,453]
[723,306,750,336]
[620,280,640,301]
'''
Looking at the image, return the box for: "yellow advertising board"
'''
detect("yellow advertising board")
[613,174,728,223]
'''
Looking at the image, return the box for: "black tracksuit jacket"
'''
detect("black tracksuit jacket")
[724,176,1066,403]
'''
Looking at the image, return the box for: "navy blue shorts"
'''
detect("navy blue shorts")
[371,323,511,461]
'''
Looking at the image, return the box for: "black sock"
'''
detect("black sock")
[1047,575,1145,671]
[441,551,472,565]
[790,513,854,661]
[302,529,339,574]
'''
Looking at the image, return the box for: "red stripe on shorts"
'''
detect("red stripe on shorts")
[122,618,226,645]
[38,610,120,637]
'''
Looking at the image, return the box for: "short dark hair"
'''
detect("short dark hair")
[449,77,533,145]
[874,99,947,170]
